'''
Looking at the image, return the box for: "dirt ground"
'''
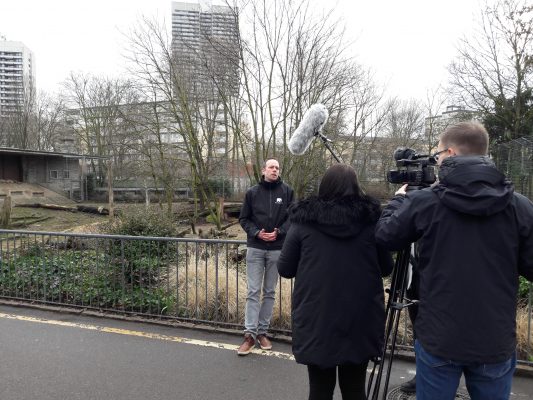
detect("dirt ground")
[6,201,247,239]
[222,222,246,240]
[8,205,107,233]
[195,219,246,240]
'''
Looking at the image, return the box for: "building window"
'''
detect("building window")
[63,170,70,179]
[49,170,59,179]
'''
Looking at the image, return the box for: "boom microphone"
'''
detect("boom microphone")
[288,103,329,155]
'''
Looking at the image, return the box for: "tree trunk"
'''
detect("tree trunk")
[107,160,114,218]
[0,196,12,228]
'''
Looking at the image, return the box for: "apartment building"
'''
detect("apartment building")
[424,105,477,143]
[170,1,241,187]
[171,1,240,101]
[0,40,35,116]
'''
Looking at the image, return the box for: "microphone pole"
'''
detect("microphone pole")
[315,131,342,163]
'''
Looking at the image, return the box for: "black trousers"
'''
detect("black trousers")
[307,362,368,400]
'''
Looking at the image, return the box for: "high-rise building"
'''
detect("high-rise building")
[0,40,35,116]
[171,1,239,101]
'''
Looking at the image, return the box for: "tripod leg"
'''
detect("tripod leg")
[368,246,412,400]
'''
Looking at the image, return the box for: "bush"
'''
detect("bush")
[100,208,180,298]
[103,207,177,238]
[208,178,233,198]
[518,276,531,304]
[85,173,96,198]
[0,244,175,314]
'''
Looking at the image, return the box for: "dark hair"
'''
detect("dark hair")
[318,164,363,201]
[440,121,489,155]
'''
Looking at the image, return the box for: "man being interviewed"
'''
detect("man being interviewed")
[238,158,294,355]
[375,121,533,400]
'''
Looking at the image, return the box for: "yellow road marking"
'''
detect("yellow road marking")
[0,312,295,360]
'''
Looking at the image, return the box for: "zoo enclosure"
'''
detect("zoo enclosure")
[0,229,531,366]
[494,137,533,200]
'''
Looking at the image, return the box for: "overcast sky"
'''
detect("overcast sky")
[0,0,482,101]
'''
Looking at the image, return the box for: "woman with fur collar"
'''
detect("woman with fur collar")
[277,164,393,400]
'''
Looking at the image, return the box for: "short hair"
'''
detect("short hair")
[262,158,279,169]
[440,121,489,155]
[318,164,363,200]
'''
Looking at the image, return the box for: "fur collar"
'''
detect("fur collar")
[289,195,381,227]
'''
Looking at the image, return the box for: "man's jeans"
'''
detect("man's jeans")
[244,247,280,338]
[415,340,516,400]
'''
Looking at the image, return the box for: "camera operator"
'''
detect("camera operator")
[375,121,533,400]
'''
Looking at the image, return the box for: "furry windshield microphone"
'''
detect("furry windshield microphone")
[288,104,329,155]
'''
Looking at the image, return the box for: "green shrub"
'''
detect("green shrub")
[208,178,233,198]
[86,173,96,197]
[0,242,175,314]
[104,208,177,238]
[518,276,531,304]
[100,209,179,299]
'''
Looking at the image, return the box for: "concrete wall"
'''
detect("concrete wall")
[24,155,46,183]
[21,155,81,198]
[23,156,79,184]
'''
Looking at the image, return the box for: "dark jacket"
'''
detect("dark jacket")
[277,195,393,368]
[239,177,294,250]
[375,156,533,363]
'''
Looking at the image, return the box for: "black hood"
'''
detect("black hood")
[433,156,514,216]
[288,195,381,238]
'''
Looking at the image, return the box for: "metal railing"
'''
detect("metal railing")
[0,229,530,366]
[0,229,292,335]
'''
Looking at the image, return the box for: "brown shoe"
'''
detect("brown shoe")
[257,334,272,350]
[237,334,255,356]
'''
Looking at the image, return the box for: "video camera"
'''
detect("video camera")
[387,147,437,187]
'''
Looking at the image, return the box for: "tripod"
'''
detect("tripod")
[367,244,418,400]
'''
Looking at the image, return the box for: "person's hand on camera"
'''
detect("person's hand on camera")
[395,184,408,196]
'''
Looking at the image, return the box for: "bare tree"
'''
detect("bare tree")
[449,0,533,142]
[326,65,391,185]
[0,88,69,152]
[62,73,139,187]
[34,92,67,151]
[0,80,36,149]
[123,0,389,207]
[226,0,388,198]
[124,16,237,227]
[374,99,425,189]
[118,98,189,218]
[383,99,425,145]
[421,86,450,154]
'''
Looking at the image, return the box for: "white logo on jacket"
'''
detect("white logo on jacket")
[275,198,283,204]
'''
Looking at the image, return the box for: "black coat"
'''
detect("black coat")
[239,178,294,250]
[277,195,393,368]
[376,156,533,363]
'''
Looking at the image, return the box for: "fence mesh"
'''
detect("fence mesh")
[493,137,533,200]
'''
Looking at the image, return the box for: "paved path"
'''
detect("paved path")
[0,305,531,400]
